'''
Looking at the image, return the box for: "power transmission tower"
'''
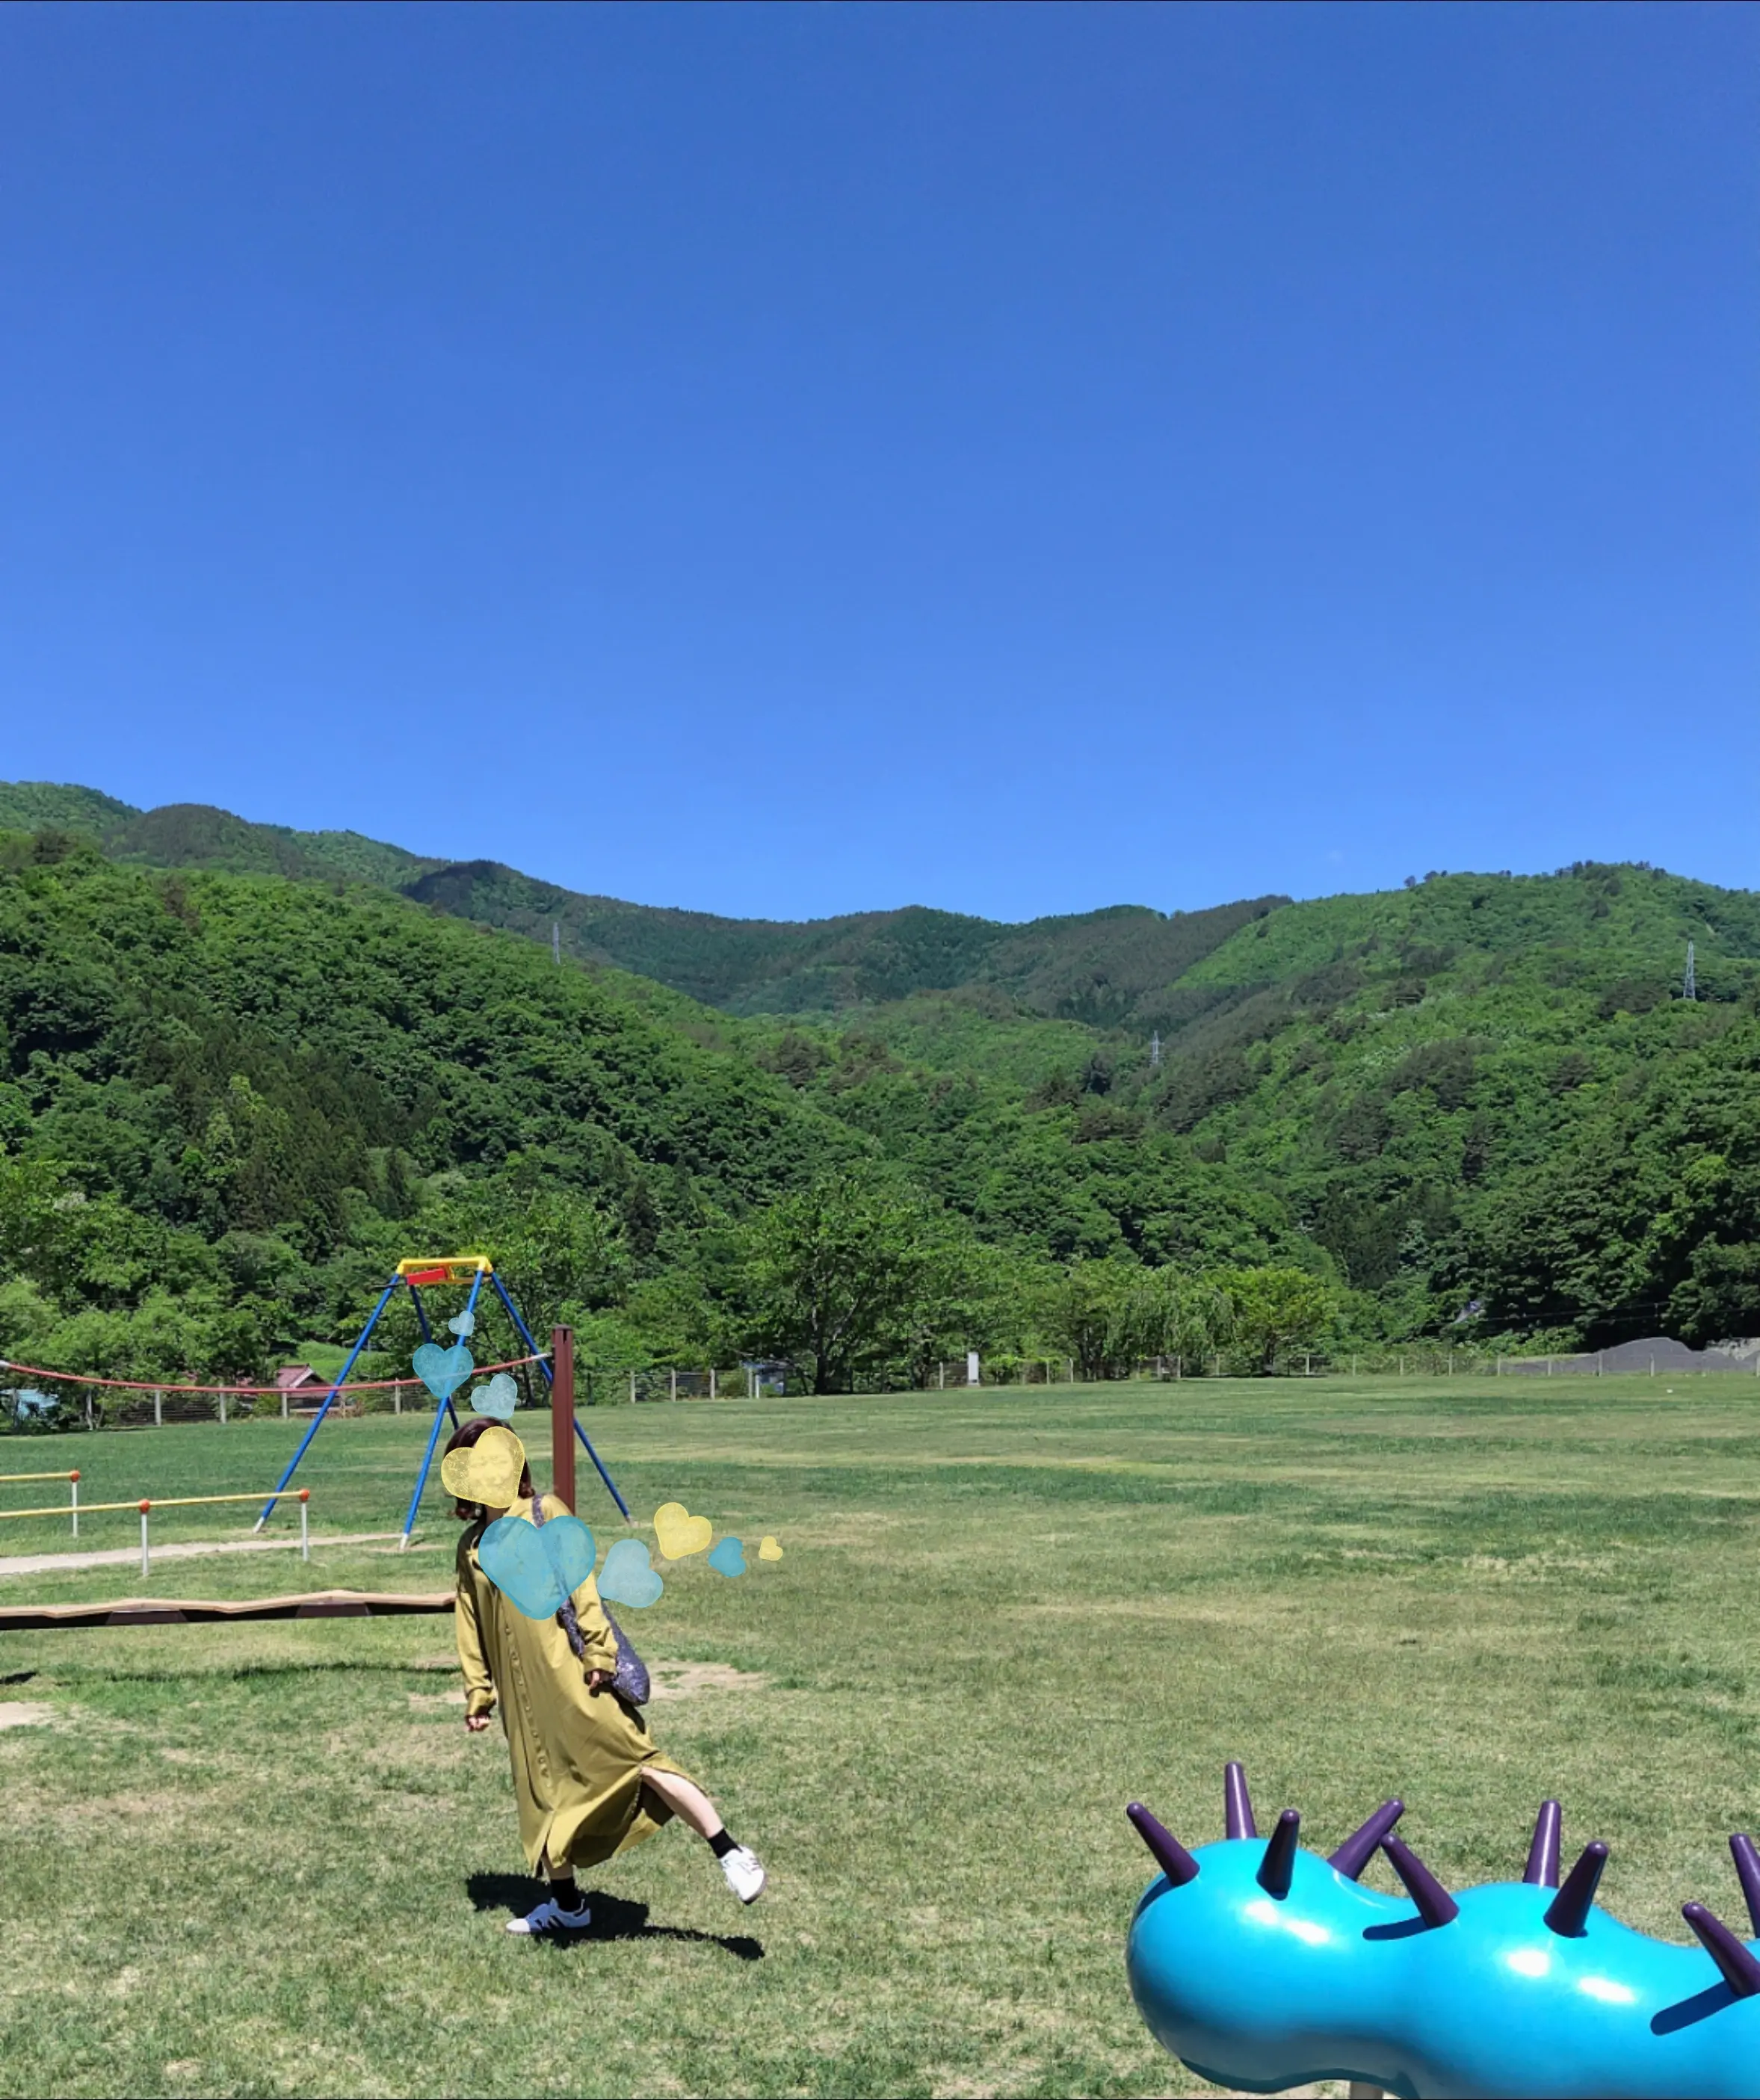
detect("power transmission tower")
[552,922,561,967]
[1682,940,1696,1001]
[1150,1031,1162,1069]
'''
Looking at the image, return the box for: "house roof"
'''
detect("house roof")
[276,1365,321,1392]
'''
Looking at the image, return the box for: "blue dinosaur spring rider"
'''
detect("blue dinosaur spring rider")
[1125,1763,1760,2099]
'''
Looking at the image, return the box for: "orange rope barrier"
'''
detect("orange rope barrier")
[0,1352,547,1398]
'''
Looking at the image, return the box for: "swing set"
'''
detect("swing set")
[254,1255,629,1548]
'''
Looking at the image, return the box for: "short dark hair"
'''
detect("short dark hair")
[443,1415,534,1519]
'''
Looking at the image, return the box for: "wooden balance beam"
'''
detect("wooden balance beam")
[0,1590,455,1631]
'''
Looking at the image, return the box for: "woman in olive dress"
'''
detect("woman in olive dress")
[445,1416,765,1934]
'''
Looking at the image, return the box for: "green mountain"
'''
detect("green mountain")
[0,833,1291,1386]
[0,785,445,890]
[0,781,1281,1022]
[4,782,1759,1368]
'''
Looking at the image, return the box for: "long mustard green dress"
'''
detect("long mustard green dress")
[455,1493,689,1872]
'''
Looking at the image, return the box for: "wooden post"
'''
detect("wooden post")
[219,1391,227,1426]
[629,1368,637,1405]
[552,1326,577,1514]
[153,1390,162,1427]
[670,1368,678,1404]
[709,1367,717,1400]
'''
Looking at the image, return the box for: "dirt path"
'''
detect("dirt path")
[0,1531,406,1577]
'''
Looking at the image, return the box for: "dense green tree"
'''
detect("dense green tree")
[723,1171,978,1393]
[1215,1267,1338,1374]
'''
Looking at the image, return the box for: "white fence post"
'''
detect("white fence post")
[140,1504,151,1579]
[219,1390,228,1426]
[709,1368,717,1400]
[70,1474,78,1539]
[300,1492,310,1563]
[153,1390,162,1427]
[629,1369,637,1405]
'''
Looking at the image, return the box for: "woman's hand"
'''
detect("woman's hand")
[584,1669,613,1696]
[465,1711,493,1733]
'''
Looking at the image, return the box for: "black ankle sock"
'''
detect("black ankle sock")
[549,1877,581,1909]
[708,1829,737,1859]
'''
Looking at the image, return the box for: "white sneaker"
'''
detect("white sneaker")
[505,1895,591,1935]
[719,1844,766,1904]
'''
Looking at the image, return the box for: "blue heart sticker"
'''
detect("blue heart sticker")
[479,1511,597,1620]
[542,1513,598,1598]
[412,1342,473,1402]
[472,1373,519,1421]
[599,1537,664,1608]
[707,1536,747,1579]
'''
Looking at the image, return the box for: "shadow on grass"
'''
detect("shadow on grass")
[46,1658,448,1685]
[466,1872,765,1961]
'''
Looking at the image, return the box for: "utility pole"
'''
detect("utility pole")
[1150,1031,1161,1069]
[1682,940,1696,1001]
[552,922,561,967]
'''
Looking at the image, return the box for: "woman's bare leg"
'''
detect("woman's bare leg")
[640,1765,725,1839]
[645,1766,765,1900]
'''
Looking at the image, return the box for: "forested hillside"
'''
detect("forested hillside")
[0,833,1294,1389]
[0,782,1282,1021]
[3,782,1759,1383]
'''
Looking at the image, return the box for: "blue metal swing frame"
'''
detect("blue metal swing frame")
[253,1259,629,1547]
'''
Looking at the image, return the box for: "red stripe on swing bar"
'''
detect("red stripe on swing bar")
[404,1267,453,1285]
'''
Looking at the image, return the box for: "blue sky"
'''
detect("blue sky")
[0,3,1753,922]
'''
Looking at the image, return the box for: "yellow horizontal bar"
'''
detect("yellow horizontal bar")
[0,1502,135,1519]
[0,1489,306,1519]
[0,1471,75,1484]
[395,1254,493,1277]
[141,1492,303,1510]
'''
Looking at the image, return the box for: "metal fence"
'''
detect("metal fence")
[10,1341,1755,1436]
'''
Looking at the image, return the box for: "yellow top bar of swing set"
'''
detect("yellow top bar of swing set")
[395,1254,495,1282]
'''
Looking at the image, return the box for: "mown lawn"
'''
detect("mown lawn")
[1,1374,1759,2099]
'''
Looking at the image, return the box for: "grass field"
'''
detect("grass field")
[1,1374,1759,2099]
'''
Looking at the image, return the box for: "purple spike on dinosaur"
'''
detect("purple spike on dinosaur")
[1257,1809,1300,1898]
[1731,1834,1760,1938]
[1328,1797,1404,1879]
[1543,1841,1608,1937]
[1684,1903,1760,2000]
[1524,1797,1563,1888]
[1382,1832,1460,1927]
[1223,1760,1256,1841]
[1126,1801,1200,1887]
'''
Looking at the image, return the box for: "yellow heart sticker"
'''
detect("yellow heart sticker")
[759,1535,783,1561]
[652,1501,713,1560]
[440,1427,527,1510]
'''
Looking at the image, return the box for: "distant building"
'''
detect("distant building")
[276,1365,321,1395]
